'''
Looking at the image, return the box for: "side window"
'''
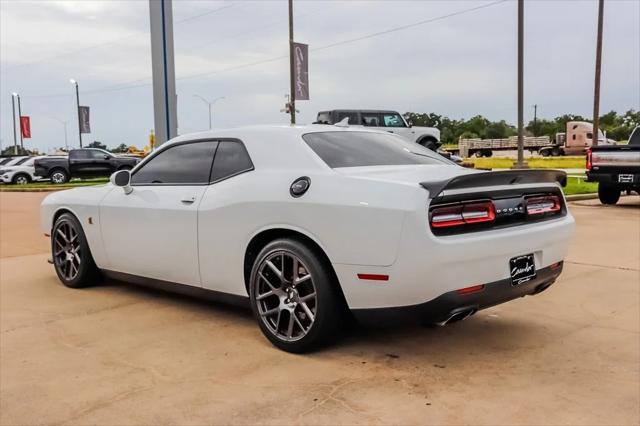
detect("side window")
[361,113,381,127]
[211,141,253,182]
[336,112,358,125]
[586,132,593,140]
[131,141,217,185]
[382,113,406,127]
[316,112,331,124]
[87,150,107,159]
[72,150,89,159]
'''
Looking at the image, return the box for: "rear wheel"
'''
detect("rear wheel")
[52,213,100,288]
[249,238,343,353]
[418,137,438,151]
[551,147,561,157]
[541,149,551,157]
[50,169,69,184]
[12,173,31,185]
[598,183,620,205]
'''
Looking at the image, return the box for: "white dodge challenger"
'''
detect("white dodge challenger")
[41,125,575,352]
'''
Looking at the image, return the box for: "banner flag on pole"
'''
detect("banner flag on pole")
[20,116,31,138]
[293,42,309,100]
[79,106,91,133]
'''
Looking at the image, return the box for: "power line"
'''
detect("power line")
[21,0,507,99]
[0,3,236,74]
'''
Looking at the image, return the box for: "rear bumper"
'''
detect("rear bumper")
[353,263,563,324]
[586,171,640,188]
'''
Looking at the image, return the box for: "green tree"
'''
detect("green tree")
[111,143,129,153]
[86,141,107,150]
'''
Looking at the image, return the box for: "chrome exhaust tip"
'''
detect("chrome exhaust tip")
[436,307,477,326]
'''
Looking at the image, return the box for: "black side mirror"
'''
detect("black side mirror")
[104,154,110,159]
[110,170,132,194]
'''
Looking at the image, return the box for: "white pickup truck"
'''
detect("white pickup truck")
[315,109,441,150]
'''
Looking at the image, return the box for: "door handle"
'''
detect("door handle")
[181,196,197,204]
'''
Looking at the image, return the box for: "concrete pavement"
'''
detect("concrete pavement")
[0,192,638,425]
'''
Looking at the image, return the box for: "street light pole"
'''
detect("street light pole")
[16,94,24,150]
[53,118,69,151]
[11,93,18,155]
[193,95,225,130]
[288,0,296,125]
[515,0,527,169]
[70,79,83,148]
[592,0,604,148]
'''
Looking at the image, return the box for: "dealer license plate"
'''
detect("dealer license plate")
[618,174,634,183]
[510,254,536,286]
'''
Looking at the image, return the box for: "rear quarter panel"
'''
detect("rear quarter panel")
[197,170,420,296]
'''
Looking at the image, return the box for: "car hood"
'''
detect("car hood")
[334,164,477,186]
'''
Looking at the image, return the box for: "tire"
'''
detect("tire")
[418,137,438,152]
[483,150,493,158]
[551,147,561,157]
[12,173,31,185]
[598,183,620,205]
[51,213,100,288]
[541,149,550,157]
[249,238,344,353]
[50,169,69,184]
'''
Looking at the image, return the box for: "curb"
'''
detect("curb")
[566,193,598,201]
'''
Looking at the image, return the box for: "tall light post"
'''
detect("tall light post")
[69,79,82,148]
[52,118,70,151]
[193,95,225,130]
[16,93,24,150]
[11,93,18,155]
[514,0,528,169]
[592,0,604,147]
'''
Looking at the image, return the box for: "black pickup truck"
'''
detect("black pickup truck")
[586,126,640,204]
[34,148,140,184]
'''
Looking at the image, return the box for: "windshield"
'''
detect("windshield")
[302,131,450,168]
[629,126,640,145]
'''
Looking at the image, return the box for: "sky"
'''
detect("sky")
[1,0,639,153]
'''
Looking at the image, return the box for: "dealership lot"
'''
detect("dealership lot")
[1,192,638,425]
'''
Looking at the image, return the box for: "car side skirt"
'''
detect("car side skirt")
[102,270,250,309]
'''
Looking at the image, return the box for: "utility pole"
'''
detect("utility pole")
[515,0,527,168]
[592,0,604,147]
[532,104,538,137]
[16,94,23,150]
[11,93,18,155]
[70,79,83,148]
[288,0,296,124]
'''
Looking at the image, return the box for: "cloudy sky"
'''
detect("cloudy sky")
[1,0,638,152]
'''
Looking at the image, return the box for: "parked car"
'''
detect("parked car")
[34,148,139,184]
[0,156,50,184]
[41,126,574,352]
[316,109,441,150]
[586,126,640,204]
[0,156,29,167]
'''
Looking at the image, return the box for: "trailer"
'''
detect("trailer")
[456,136,552,158]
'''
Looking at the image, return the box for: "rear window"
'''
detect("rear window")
[302,131,449,168]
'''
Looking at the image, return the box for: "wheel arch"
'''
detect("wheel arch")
[51,207,80,231]
[416,135,439,148]
[243,227,343,298]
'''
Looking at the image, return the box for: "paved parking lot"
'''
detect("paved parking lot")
[1,192,638,425]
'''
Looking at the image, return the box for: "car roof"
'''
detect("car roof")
[319,110,400,115]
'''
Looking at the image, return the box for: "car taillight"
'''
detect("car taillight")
[525,195,561,215]
[431,201,495,228]
[586,148,592,171]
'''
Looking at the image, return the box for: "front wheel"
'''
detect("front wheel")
[12,173,31,185]
[249,239,344,353]
[598,183,620,205]
[52,213,100,288]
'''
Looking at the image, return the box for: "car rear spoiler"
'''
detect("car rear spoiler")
[420,169,567,199]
